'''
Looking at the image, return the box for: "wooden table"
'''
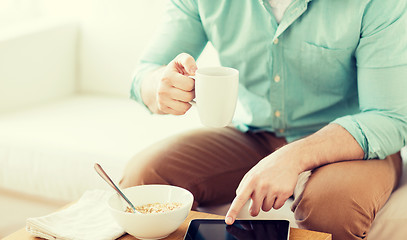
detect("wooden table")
[4,211,331,240]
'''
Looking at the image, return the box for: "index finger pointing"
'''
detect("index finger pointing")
[225,191,251,225]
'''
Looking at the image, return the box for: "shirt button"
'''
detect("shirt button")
[273,38,279,44]
[274,75,281,83]
[275,110,281,118]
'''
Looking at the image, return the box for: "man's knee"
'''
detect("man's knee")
[119,137,190,189]
[119,130,205,189]
[119,153,170,188]
[294,181,372,240]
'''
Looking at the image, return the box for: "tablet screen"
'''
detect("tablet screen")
[184,219,290,240]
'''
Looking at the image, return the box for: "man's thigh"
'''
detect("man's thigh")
[120,127,287,206]
[293,152,402,239]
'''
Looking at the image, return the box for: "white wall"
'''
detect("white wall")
[0,0,42,28]
[37,0,166,97]
[38,0,219,97]
[0,0,219,97]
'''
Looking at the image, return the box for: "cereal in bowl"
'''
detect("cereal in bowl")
[126,202,183,214]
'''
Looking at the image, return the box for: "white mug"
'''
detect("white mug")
[192,66,239,128]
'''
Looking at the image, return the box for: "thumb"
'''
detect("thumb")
[172,53,197,76]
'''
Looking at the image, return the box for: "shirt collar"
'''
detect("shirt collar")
[273,0,312,39]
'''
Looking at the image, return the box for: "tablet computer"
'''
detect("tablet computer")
[184,219,290,240]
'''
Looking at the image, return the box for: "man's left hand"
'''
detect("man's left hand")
[225,147,302,225]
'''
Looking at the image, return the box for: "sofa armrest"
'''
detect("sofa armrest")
[0,18,78,113]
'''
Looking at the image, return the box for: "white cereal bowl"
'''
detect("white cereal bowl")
[107,185,194,240]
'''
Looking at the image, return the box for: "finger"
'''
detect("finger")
[170,88,195,103]
[162,100,192,115]
[249,193,264,217]
[235,171,252,196]
[226,191,251,225]
[261,196,276,212]
[169,73,195,92]
[273,196,288,210]
[156,90,192,115]
[156,81,193,111]
[159,104,191,116]
[174,53,197,75]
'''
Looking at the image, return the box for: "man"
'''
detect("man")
[120,0,407,239]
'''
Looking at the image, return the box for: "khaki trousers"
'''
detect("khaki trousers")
[120,127,402,240]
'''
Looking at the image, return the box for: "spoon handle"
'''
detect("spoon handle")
[94,163,137,212]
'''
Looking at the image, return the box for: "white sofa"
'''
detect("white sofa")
[0,19,203,202]
[1,19,407,239]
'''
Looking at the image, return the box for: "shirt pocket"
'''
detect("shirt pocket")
[299,41,356,96]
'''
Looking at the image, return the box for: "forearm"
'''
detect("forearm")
[280,123,365,173]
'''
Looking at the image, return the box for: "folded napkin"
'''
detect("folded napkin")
[26,190,125,240]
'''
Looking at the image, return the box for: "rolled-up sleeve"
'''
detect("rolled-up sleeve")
[332,0,407,159]
[130,0,208,106]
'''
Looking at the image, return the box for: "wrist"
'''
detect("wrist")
[274,142,310,174]
[279,124,365,173]
[141,67,166,114]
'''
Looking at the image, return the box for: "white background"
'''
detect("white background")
[0,0,219,97]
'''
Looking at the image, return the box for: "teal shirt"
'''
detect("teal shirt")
[131,0,407,159]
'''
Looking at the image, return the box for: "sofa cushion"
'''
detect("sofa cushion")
[368,147,407,240]
[0,95,201,201]
[0,18,77,113]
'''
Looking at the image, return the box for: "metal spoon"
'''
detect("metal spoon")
[94,163,138,213]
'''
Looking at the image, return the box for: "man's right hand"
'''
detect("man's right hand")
[142,53,197,115]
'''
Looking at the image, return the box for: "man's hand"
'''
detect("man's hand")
[224,124,365,225]
[225,147,301,225]
[141,53,197,115]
